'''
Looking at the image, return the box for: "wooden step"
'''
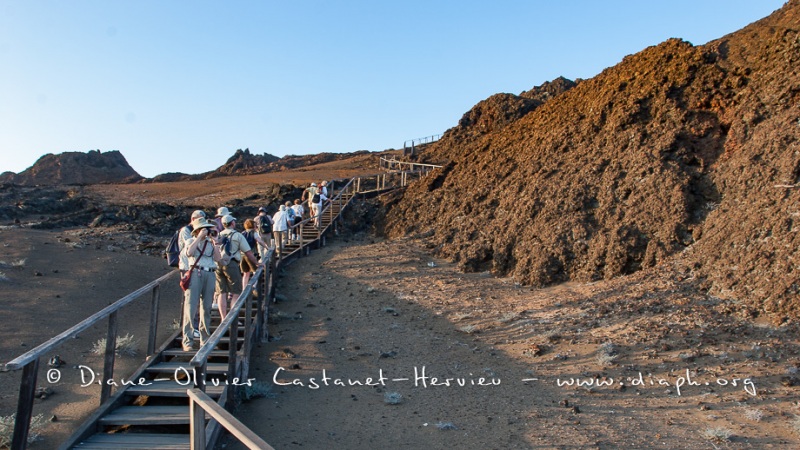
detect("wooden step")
[126,379,224,398]
[145,362,229,375]
[98,405,191,426]
[162,348,232,357]
[73,432,189,449]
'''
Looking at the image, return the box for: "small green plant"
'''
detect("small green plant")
[92,333,139,357]
[0,413,45,447]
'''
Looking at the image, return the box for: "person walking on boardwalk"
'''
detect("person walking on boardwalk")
[291,199,305,240]
[179,210,207,338]
[302,183,319,225]
[253,206,273,257]
[216,214,259,321]
[240,218,267,289]
[182,217,221,351]
[272,205,289,255]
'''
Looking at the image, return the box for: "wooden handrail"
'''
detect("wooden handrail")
[188,388,274,450]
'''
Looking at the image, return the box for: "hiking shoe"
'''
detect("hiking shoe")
[193,330,201,339]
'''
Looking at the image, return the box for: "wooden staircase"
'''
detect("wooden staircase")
[64,305,256,450]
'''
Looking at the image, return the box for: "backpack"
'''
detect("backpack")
[165,225,191,268]
[242,229,257,249]
[254,215,272,235]
[218,233,233,265]
[311,192,321,203]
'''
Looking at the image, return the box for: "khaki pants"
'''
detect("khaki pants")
[182,269,214,349]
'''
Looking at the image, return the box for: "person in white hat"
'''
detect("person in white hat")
[215,214,260,320]
[178,209,208,338]
[302,183,319,219]
[214,206,230,232]
[182,217,222,351]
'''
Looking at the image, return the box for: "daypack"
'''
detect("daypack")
[165,225,191,268]
[242,229,257,249]
[311,192,321,203]
[254,215,272,236]
[218,233,233,265]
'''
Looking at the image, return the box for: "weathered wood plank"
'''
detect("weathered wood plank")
[145,362,229,374]
[73,433,190,449]
[98,406,192,425]
[126,380,224,398]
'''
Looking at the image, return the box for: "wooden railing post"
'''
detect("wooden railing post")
[191,396,207,450]
[101,310,118,405]
[147,284,160,357]
[11,358,39,450]
[227,318,239,409]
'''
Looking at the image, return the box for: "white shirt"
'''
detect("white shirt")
[272,210,288,232]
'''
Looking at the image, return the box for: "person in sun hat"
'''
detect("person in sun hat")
[182,217,221,351]
[215,214,259,321]
[214,206,230,232]
[253,206,273,258]
[178,209,208,337]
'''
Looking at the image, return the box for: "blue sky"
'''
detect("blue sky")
[0,1,786,178]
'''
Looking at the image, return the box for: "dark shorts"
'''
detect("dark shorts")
[215,259,243,294]
[240,256,258,273]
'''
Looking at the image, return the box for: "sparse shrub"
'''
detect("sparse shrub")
[791,415,800,435]
[703,427,732,442]
[458,325,477,334]
[241,381,274,401]
[451,312,473,322]
[596,353,618,367]
[597,342,619,366]
[435,421,458,430]
[496,312,519,324]
[0,413,45,447]
[384,392,403,405]
[743,408,764,422]
[92,333,139,357]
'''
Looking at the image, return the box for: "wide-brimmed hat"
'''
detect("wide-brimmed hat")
[222,214,237,225]
[310,182,317,187]
[191,210,206,220]
[190,217,215,235]
[258,206,267,213]
[216,207,230,217]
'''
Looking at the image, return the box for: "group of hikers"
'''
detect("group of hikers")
[174,181,331,351]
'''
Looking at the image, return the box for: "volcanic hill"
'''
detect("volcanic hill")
[385,1,800,319]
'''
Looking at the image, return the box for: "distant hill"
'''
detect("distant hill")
[0,150,142,185]
[148,148,375,182]
[385,1,800,318]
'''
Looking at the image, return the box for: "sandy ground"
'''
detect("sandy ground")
[228,232,800,449]
[2,226,799,449]
[0,227,182,448]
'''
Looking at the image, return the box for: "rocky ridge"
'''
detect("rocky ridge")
[385,1,800,319]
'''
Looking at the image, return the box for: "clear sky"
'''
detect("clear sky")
[0,1,786,178]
